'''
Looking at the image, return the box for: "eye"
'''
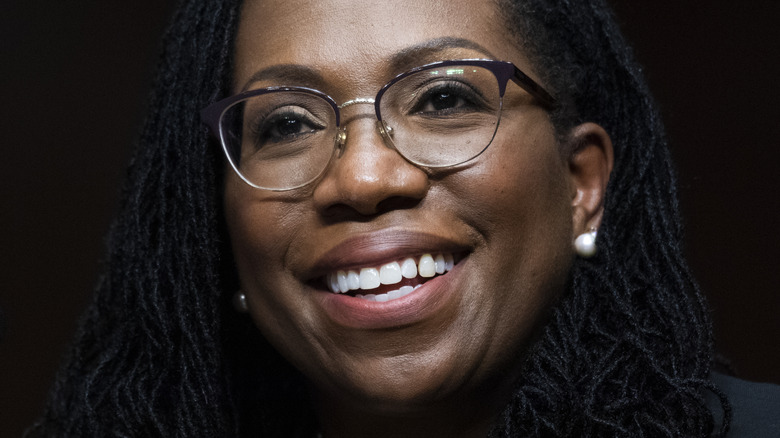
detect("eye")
[410,81,487,116]
[251,106,325,146]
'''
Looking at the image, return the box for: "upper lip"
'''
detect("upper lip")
[307,229,470,278]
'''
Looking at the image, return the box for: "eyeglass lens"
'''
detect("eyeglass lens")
[219,64,502,190]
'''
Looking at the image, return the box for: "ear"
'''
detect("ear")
[565,123,614,236]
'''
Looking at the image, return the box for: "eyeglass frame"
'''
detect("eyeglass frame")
[201,59,557,190]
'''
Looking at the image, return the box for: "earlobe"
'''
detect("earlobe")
[565,123,614,235]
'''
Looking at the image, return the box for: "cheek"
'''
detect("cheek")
[224,178,319,352]
[459,116,573,316]
[502,127,572,272]
[465,116,572,241]
[224,177,302,295]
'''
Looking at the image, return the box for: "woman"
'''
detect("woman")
[28,0,777,436]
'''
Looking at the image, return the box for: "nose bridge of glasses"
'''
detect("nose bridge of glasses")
[334,97,395,155]
[335,119,394,159]
[336,97,379,126]
[337,97,375,110]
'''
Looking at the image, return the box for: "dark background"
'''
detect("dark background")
[2,1,778,435]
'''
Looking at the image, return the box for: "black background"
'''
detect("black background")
[2,1,778,435]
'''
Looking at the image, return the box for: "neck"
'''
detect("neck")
[312,380,513,438]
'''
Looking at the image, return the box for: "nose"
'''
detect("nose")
[312,116,429,217]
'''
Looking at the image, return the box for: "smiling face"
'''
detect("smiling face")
[225,0,591,434]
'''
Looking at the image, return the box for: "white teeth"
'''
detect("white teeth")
[337,270,349,293]
[434,254,446,274]
[401,257,417,278]
[347,271,360,290]
[379,261,402,285]
[356,284,418,302]
[418,254,436,278]
[326,253,457,294]
[329,273,340,293]
[359,267,380,290]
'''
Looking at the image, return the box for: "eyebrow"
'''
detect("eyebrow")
[239,37,498,92]
[387,37,498,71]
[240,64,326,92]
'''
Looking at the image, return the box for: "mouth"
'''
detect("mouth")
[323,252,457,302]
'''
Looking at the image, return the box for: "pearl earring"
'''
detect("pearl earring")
[574,228,598,258]
[233,291,249,313]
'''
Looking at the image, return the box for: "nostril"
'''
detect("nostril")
[374,195,423,215]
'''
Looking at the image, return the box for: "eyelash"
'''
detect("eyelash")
[249,107,324,146]
[407,80,489,116]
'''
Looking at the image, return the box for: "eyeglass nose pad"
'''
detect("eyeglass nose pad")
[334,122,396,159]
[376,120,394,142]
[335,128,347,158]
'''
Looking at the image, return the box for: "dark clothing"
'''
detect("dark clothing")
[707,373,780,436]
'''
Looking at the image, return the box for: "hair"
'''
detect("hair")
[29,0,730,436]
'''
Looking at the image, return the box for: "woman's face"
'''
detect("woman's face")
[226,0,592,428]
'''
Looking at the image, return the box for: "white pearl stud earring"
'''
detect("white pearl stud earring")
[233,291,249,313]
[574,228,598,258]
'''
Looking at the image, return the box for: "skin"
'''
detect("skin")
[225,0,613,436]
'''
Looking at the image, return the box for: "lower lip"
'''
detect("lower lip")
[314,261,463,330]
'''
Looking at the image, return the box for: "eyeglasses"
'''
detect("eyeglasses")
[201,59,556,191]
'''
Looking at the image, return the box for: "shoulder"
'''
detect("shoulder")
[706,372,780,437]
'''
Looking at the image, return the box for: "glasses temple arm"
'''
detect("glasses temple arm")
[512,67,557,110]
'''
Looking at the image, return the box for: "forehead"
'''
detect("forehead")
[234,0,536,94]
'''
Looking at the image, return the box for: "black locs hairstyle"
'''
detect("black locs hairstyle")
[29,0,729,436]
